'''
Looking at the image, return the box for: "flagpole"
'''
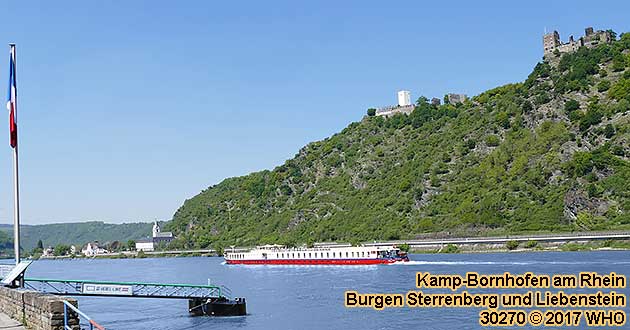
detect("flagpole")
[10,44,21,266]
[12,130,20,266]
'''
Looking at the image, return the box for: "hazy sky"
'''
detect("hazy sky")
[0,0,628,224]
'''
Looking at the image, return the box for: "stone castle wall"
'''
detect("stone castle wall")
[375,104,414,117]
[543,27,612,58]
[0,286,80,330]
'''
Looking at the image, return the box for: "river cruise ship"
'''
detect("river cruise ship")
[225,244,409,265]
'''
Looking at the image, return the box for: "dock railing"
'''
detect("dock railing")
[63,300,105,330]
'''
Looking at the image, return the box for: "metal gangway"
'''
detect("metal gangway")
[23,277,228,300]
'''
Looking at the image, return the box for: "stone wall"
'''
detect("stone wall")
[0,286,80,330]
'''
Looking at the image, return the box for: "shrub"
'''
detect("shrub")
[506,240,520,250]
[367,108,376,116]
[597,80,611,92]
[442,244,459,253]
[609,79,630,101]
[564,99,580,112]
[579,108,602,131]
[611,145,625,156]
[485,135,500,147]
[524,240,538,249]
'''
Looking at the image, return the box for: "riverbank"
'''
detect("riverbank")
[36,249,217,260]
[15,231,630,260]
[410,238,630,254]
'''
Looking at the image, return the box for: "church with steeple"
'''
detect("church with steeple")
[135,221,175,251]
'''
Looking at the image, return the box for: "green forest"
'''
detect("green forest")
[0,221,152,252]
[0,230,11,255]
[163,34,630,249]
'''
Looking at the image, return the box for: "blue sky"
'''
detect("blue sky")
[0,0,628,224]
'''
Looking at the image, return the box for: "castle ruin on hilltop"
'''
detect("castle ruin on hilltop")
[543,26,613,58]
[374,91,468,117]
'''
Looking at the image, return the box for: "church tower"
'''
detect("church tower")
[152,221,160,238]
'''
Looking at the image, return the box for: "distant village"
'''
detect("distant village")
[374,26,613,118]
[39,221,175,258]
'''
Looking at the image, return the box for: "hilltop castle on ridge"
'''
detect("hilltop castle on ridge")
[543,26,613,58]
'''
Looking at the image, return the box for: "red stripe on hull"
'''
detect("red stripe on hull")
[226,259,405,265]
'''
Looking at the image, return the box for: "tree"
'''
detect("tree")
[564,99,580,113]
[32,240,44,255]
[496,111,510,128]
[603,124,615,138]
[53,244,71,256]
[416,96,429,106]
[579,108,602,132]
[127,240,136,251]
[367,108,376,116]
[306,238,315,248]
[522,101,533,113]
[212,243,224,256]
[607,29,618,40]
[612,54,626,72]
[109,241,121,252]
[464,139,476,150]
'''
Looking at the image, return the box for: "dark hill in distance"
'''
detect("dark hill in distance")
[0,221,152,251]
[166,33,630,249]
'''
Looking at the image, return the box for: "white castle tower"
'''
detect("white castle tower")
[397,90,411,106]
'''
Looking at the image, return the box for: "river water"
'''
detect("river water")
[10,251,630,329]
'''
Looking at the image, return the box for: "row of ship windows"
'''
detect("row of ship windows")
[230,251,373,259]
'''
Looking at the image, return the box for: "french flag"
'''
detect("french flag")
[6,44,17,149]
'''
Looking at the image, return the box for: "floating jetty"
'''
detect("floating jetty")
[189,297,247,316]
[22,277,247,317]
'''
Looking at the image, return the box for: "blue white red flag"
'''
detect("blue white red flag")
[6,45,17,148]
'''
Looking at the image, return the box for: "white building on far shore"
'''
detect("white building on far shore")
[82,242,108,257]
